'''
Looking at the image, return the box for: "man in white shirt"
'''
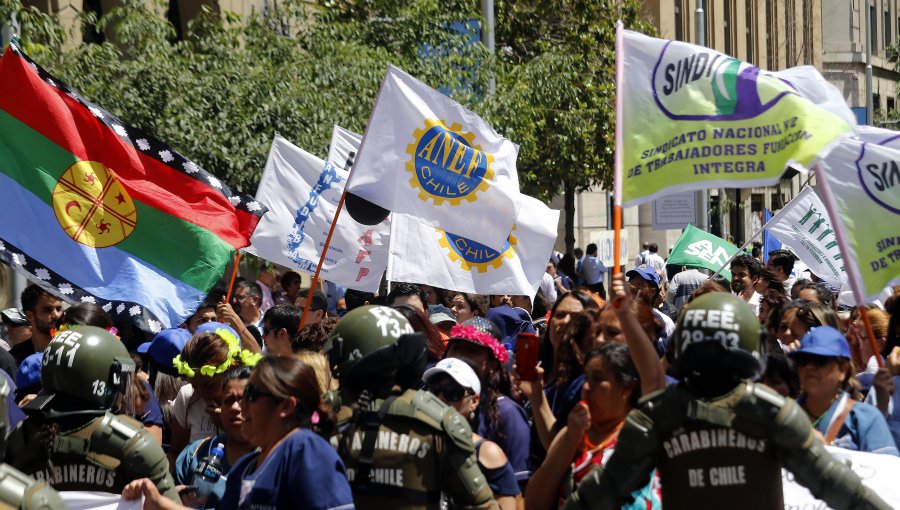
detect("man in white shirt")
[644,243,668,283]
[634,242,650,267]
[730,253,762,315]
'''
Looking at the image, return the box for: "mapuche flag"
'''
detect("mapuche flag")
[0,41,266,331]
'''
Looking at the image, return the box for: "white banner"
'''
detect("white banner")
[589,229,630,268]
[764,186,847,289]
[247,136,388,292]
[346,65,521,250]
[328,125,363,171]
[59,491,143,510]
[782,446,900,508]
[388,195,558,296]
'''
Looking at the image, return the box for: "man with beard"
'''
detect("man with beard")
[730,254,762,315]
[10,285,62,366]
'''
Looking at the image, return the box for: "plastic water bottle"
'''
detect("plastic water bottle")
[193,443,226,503]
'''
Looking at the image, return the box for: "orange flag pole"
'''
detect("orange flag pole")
[298,190,347,332]
[859,305,884,368]
[223,251,242,303]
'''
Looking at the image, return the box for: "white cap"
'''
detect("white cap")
[423,357,481,395]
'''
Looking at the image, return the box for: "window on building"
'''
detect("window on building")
[724,0,733,55]
[888,97,896,112]
[167,0,183,41]
[886,10,893,52]
[706,1,714,47]
[871,5,879,54]
[785,0,795,65]
[746,1,754,63]
[675,0,683,41]
[766,0,775,69]
[875,93,882,115]
[82,0,104,44]
[803,0,814,63]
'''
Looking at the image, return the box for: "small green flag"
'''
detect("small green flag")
[667,225,739,280]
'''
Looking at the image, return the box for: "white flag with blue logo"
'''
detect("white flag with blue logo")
[346,65,521,251]
[247,135,388,292]
[388,195,559,296]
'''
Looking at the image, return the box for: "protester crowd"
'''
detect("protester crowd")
[1,241,899,510]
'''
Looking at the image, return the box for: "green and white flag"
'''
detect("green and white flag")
[764,186,847,289]
[666,225,739,280]
[614,25,854,207]
[816,133,900,304]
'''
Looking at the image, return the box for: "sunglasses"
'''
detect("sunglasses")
[242,383,276,403]
[426,379,473,402]
[792,355,835,368]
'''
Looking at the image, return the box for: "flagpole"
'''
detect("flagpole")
[223,251,242,303]
[385,215,397,295]
[859,305,885,368]
[613,21,625,279]
[299,191,347,330]
[709,215,777,279]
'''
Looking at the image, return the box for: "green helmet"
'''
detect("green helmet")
[29,326,135,416]
[672,293,762,381]
[325,305,424,393]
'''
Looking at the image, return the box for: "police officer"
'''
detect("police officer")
[0,374,65,509]
[563,293,890,510]
[6,326,179,501]
[326,305,498,510]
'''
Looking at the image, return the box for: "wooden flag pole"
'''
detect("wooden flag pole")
[223,251,242,303]
[299,190,348,331]
[859,305,884,368]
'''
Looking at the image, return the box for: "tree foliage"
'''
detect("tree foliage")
[3,0,652,248]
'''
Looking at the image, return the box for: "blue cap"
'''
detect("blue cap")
[196,321,240,341]
[789,326,851,360]
[16,352,43,390]
[626,264,660,287]
[147,328,192,368]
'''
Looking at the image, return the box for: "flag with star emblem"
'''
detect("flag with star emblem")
[0,41,266,332]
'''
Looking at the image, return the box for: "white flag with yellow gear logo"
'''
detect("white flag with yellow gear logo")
[388,195,558,296]
[346,65,521,251]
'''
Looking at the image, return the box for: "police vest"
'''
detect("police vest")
[334,389,496,510]
[7,412,178,501]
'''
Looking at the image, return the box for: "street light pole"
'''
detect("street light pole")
[865,0,874,125]
[481,0,496,95]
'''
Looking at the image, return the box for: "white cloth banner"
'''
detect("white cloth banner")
[247,136,388,292]
[816,130,900,304]
[764,186,847,289]
[59,491,143,510]
[388,195,558,296]
[346,65,521,250]
[782,446,900,508]
[328,125,363,171]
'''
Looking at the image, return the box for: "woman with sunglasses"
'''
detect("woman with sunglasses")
[423,358,520,510]
[124,357,354,510]
[789,326,898,455]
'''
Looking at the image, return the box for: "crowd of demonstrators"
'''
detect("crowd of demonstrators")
[2,248,900,510]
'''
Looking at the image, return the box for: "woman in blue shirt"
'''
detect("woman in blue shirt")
[123,357,355,510]
[790,326,898,456]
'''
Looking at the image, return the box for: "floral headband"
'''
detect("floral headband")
[449,324,510,364]
[51,323,118,338]
[172,328,261,378]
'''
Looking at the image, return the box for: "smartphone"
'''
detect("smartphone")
[515,333,540,382]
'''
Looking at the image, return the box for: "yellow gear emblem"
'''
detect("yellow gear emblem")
[52,161,137,248]
[438,228,517,273]
[406,118,494,205]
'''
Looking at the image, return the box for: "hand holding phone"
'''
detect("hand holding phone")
[515,333,540,382]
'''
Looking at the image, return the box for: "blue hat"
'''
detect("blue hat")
[196,321,240,340]
[16,353,43,390]
[626,264,660,287]
[428,304,457,325]
[789,326,851,360]
[146,328,192,369]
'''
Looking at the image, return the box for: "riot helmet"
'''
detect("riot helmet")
[325,305,424,397]
[672,293,763,385]
[25,326,135,418]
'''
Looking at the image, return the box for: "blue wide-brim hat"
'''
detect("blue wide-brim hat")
[788,326,851,360]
